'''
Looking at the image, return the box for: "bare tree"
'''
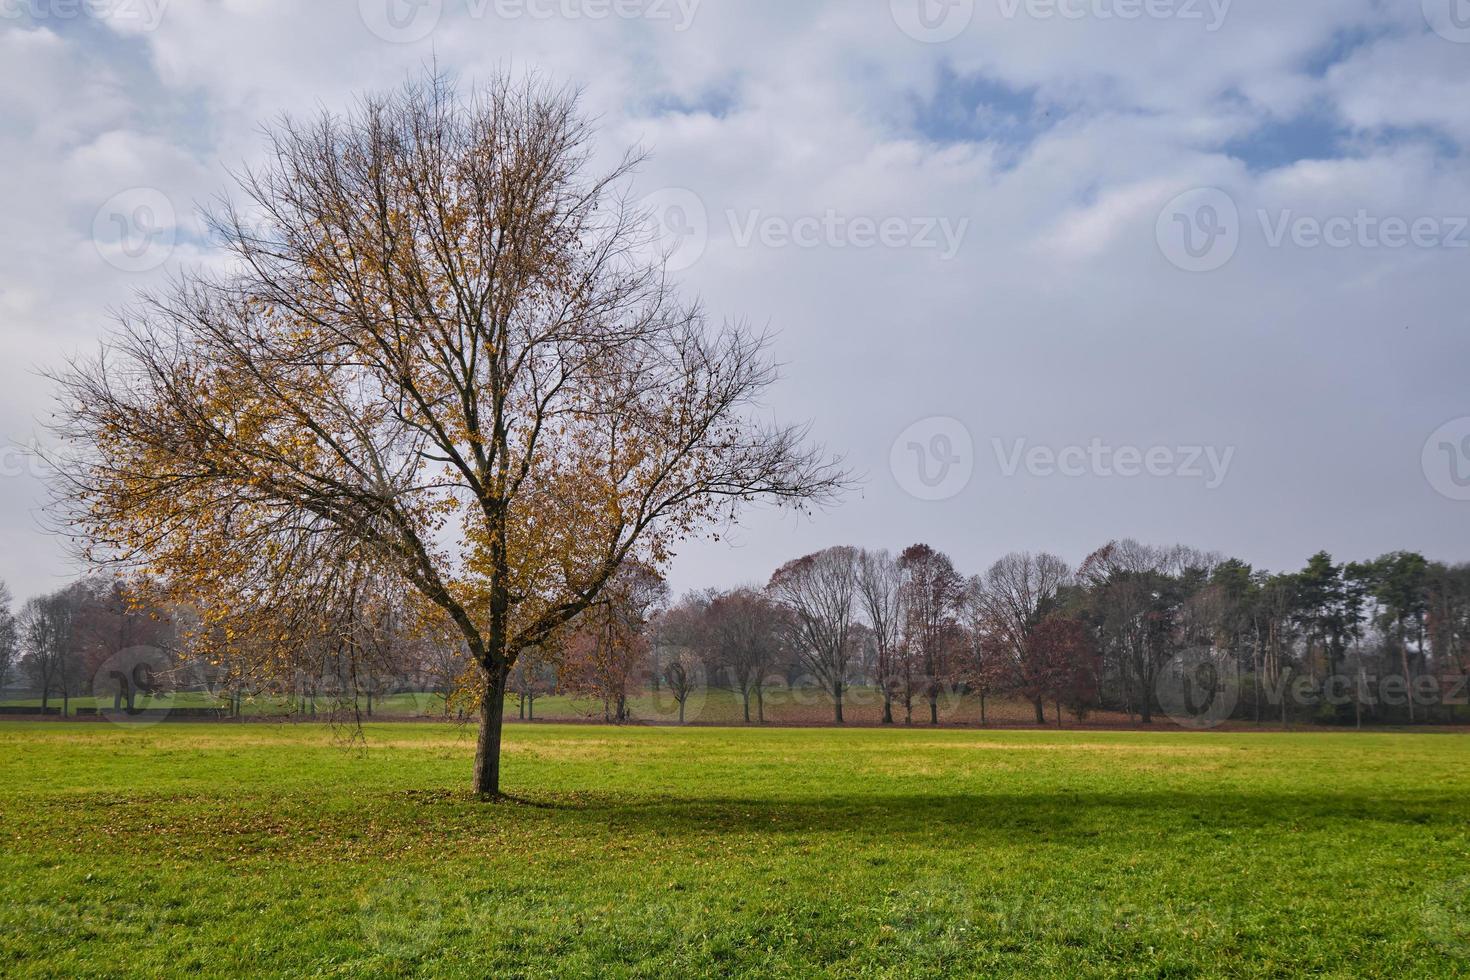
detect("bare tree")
[769,546,859,723]
[49,73,843,797]
[856,549,904,725]
[660,647,701,724]
[19,592,77,713]
[957,575,999,725]
[979,552,1071,724]
[705,588,786,724]
[898,543,963,726]
[562,564,668,723]
[509,646,555,721]
[0,581,16,698]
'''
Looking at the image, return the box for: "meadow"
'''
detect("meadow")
[1,722,1467,978]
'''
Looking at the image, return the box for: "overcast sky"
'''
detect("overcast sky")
[2,0,1469,603]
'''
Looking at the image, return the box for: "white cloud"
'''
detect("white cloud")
[0,0,1468,603]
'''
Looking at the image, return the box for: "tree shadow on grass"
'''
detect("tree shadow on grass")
[479,789,1469,842]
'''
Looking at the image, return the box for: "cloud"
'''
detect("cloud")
[0,0,1467,603]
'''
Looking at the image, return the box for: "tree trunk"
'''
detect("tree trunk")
[1400,620,1416,724]
[833,679,844,724]
[756,684,764,724]
[473,662,511,799]
[979,691,987,727]
[742,689,751,724]
[1354,663,1362,730]
[928,688,939,726]
[1033,698,1046,725]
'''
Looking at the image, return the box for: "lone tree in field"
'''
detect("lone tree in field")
[51,74,843,798]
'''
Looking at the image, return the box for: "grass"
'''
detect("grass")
[1,723,1467,978]
[0,684,1259,726]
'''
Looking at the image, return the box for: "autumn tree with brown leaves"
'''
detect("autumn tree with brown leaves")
[50,73,843,797]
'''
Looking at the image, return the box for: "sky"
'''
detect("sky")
[1,0,1469,603]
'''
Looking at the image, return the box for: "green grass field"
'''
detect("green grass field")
[1,723,1467,978]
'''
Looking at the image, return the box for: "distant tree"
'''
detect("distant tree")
[1293,552,1348,696]
[898,543,964,725]
[769,547,859,723]
[509,646,555,721]
[660,648,702,724]
[979,551,1070,724]
[19,592,78,712]
[0,581,16,696]
[698,589,786,724]
[856,550,904,724]
[1425,562,1470,723]
[1364,552,1429,723]
[1027,614,1100,724]
[563,565,669,723]
[1077,541,1210,724]
[957,576,1002,725]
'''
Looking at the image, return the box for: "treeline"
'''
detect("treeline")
[3,540,1467,729]
[0,575,460,718]
[547,542,1470,729]
[0,578,177,713]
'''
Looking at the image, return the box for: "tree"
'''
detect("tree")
[1026,614,1100,724]
[19,592,78,713]
[898,543,963,725]
[694,588,786,724]
[660,648,702,724]
[0,581,16,697]
[50,74,843,797]
[509,646,555,721]
[562,565,668,723]
[957,576,1001,725]
[856,549,904,724]
[769,546,859,723]
[1365,552,1429,723]
[1294,551,1348,698]
[978,551,1070,724]
[1077,541,1210,724]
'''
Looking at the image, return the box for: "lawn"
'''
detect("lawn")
[1,723,1467,978]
